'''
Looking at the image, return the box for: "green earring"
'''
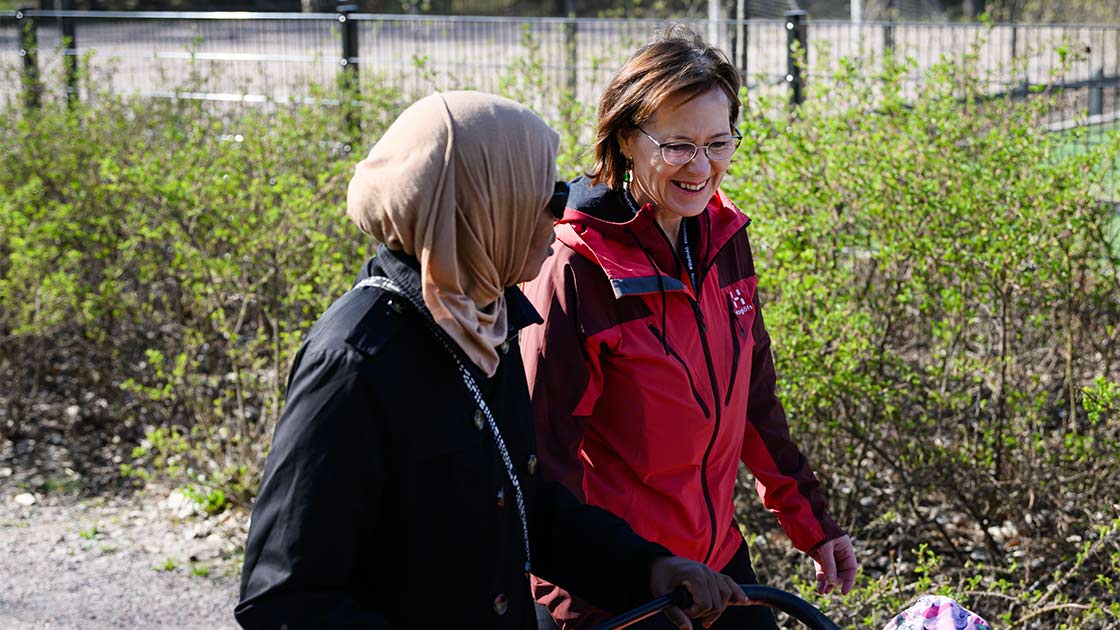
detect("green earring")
[623,157,632,183]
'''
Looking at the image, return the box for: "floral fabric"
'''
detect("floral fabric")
[882,595,992,630]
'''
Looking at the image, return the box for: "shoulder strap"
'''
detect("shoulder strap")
[350,275,532,573]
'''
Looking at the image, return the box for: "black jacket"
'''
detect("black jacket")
[236,246,671,629]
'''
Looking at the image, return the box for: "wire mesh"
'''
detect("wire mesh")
[347,15,792,116]
[357,0,801,19]
[804,19,1120,146]
[23,12,341,104]
[0,12,20,106]
[0,12,15,58]
[2,10,1117,153]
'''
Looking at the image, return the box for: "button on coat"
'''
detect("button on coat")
[494,594,510,616]
[235,247,672,630]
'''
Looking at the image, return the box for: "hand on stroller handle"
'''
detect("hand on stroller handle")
[589,584,842,630]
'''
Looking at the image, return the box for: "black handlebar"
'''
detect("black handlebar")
[588,584,842,630]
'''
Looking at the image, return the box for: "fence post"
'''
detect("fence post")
[883,0,896,53]
[707,0,721,54]
[337,4,359,141]
[555,0,578,140]
[733,0,747,86]
[784,10,806,108]
[61,0,77,105]
[16,7,40,110]
[1089,67,1103,118]
[564,13,577,100]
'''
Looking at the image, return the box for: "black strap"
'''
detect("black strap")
[351,275,532,573]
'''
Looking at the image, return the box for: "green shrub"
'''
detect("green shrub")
[0,39,591,512]
[0,58,404,507]
[723,44,1120,628]
[2,32,1118,628]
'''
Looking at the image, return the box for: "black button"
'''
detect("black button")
[493,593,509,616]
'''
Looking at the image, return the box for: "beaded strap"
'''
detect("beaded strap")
[352,275,532,574]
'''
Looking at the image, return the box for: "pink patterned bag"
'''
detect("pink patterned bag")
[882,595,992,630]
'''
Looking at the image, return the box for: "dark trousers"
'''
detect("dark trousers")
[536,540,778,630]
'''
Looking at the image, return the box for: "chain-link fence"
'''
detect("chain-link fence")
[808,20,1119,128]
[2,9,1117,144]
[344,15,799,110]
[0,12,19,84]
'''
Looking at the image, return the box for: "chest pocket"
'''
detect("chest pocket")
[720,275,758,406]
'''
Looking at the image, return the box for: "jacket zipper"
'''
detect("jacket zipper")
[692,218,751,562]
[694,217,752,561]
[647,325,710,419]
[651,215,743,564]
[689,296,722,564]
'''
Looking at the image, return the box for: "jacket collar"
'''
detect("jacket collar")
[556,177,750,299]
[360,245,543,338]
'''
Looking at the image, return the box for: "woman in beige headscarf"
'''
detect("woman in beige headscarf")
[236,91,746,630]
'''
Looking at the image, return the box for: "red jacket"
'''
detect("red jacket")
[521,178,844,627]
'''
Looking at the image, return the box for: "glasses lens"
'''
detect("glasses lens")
[547,181,569,219]
[661,143,697,166]
[706,138,740,161]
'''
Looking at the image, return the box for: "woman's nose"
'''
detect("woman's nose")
[683,153,712,177]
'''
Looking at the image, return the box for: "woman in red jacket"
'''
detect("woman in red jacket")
[522,28,858,630]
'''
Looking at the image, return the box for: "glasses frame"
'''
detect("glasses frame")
[635,125,743,166]
[547,180,570,220]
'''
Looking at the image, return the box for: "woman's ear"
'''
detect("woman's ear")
[616,128,634,160]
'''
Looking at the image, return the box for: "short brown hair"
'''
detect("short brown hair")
[589,25,741,190]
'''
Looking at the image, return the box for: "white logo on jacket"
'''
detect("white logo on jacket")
[730,289,752,316]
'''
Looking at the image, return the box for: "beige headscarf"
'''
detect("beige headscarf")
[347,91,560,377]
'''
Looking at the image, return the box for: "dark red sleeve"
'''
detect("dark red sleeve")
[520,250,607,501]
[740,294,846,552]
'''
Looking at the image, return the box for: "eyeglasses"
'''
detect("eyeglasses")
[636,126,742,166]
[547,180,570,219]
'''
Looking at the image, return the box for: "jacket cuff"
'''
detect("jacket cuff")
[805,518,847,554]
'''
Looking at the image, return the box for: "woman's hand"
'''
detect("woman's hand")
[810,534,858,595]
[649,556,749,629]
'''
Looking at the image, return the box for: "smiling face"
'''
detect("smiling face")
[618,87,734,223]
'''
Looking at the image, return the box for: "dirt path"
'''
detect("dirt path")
[0,488,243,629]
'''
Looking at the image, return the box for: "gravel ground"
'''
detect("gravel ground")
[0,488,245,629]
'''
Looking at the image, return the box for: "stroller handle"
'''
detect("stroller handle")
[588,584,842,630]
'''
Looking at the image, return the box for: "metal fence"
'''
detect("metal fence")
[804,20,1120,130]
[2,9,1117,143]
[0,13,18,86]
